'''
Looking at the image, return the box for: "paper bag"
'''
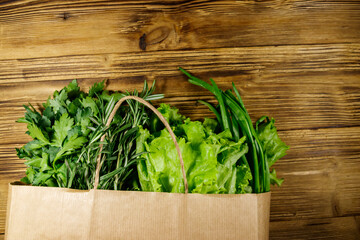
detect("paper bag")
[5,96,271,240]
[5,183,270,240]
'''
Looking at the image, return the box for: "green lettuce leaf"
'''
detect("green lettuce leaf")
[150,103,185,133]
[270,169,284,187]
[256,117,289,167]
[137,104,250,194]
[256,117,289,187]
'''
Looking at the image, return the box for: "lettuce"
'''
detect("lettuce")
[256,117,289,186]
[136,104,252,194]
[256,117,289,168]
[180,68,289,193]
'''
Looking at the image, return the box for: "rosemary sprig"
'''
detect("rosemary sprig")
[71,80,163,190]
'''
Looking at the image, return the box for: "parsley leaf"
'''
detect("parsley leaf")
[49,90,68,114]
[52,113,74,147]
[88,80,105,97]
[54,135,87,163]
[27,123,50,144]
[81,97,99,115]
[16,79,163,190]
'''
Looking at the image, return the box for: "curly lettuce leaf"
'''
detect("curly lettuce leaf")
[256,117,289,167]
[150,103,185,133]
[270,169,284,187]
[137,104,251,194]
[256,117,288,187]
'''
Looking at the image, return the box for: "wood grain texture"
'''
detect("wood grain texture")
[0,44,359,139]
[0,0,360,59]
[271,127,360,221]
[270,216,360,240]
[0,0,359,239]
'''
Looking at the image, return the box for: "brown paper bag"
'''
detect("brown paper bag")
[5,96,271,240]
[6,183,270,240]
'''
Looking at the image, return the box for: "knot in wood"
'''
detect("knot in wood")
[139,26,171,51]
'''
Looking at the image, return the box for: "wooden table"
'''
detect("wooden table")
[0,1,359,239]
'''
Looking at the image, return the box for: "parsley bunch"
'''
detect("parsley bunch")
[16,80,163,190]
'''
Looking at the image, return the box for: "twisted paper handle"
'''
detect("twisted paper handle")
[93,96,188,193]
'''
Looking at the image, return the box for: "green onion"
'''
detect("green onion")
[180,67,272,193]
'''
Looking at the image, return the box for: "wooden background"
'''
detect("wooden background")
[0,0,360,239]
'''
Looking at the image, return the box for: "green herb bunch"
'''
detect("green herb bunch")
[16,80,163,190]
[179,68,289,193]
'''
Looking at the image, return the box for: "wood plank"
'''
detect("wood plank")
[1,126,360,233]
[0,44,359,141]
[0,0,360,59]
[269,216,360,240]
[271,127,360,221]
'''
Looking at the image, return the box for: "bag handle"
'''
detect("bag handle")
[93,95,189,193]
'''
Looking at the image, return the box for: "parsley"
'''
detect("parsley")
[17,79,163,189]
